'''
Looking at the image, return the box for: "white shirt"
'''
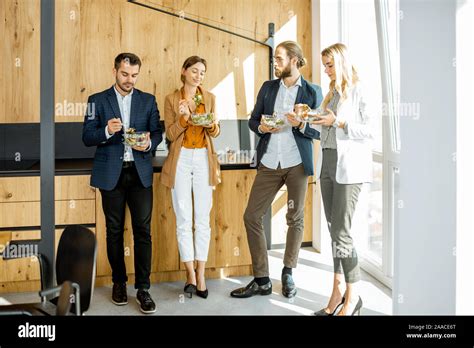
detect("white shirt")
[105,86,136,161]
[260,76,306,170]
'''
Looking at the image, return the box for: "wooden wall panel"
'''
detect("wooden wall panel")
[206,169,255,268]
[0,1,5,124]
[151,174,181,272]
[304,180,314,243]
[55,0,82,123]
[55,0,312,121]
[270,181,314,245]
[0,0,40,123]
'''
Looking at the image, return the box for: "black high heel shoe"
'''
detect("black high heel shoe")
[313,296,345,316]
[350,296,363,316]
[184,283,197,298]
[196,288,208,299]
[335,296,363,316]
[195,269,208,298]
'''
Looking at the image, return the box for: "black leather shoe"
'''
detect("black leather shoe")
[230,279,272,298]
[111,283,128,306]
[281,274,297,298]
[136,290,156,314]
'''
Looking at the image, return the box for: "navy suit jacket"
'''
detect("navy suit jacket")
[82,86,163,190]
[249,77,323,176]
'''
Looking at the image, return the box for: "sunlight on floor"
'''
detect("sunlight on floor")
[0,247,392,315]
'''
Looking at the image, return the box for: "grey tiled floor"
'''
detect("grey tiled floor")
[0,247,392,315]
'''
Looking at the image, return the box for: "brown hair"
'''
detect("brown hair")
[114,52,142,70]
[276,41,307,69]
[181,56,207,83]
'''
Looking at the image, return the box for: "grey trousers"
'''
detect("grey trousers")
[320,149,362,283]
[244,163,308,277]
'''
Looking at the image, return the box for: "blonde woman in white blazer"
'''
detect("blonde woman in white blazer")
[310,43,373,316]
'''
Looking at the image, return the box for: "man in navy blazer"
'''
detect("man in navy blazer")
[82,53,162,314]
[231,41,323,299]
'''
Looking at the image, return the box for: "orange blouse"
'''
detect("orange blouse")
[179,87,218,149]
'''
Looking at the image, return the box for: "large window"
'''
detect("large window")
[340,0,400,286]
[342,0,384,153]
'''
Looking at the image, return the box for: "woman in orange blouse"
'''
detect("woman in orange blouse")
[161,56,221,299]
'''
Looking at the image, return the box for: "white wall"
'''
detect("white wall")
[456,0,474,315]
[395,0,457,314]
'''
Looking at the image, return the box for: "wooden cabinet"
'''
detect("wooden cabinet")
[95,170,255,282]
[0,175,96,292]
[55,199,95,225]
[0,200,95,228]
[0,201,40,228]
[55,175,96,225]
[1,170,276,288]
[0,231,42,283]
[55,175,96,200]
[0,177,41,228]
[0,175,95,228]
[0,167,315,291]
[0,177,40,202]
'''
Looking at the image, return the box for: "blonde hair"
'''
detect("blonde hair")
[320,43,359,108]
[276,40,307,69]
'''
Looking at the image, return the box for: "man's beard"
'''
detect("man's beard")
[275,64,292,79]
[116,79,134,93]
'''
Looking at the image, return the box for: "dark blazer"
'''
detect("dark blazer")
[249,77,323,176]
[82,86,163,190]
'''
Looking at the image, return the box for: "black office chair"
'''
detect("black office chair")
[46,280,77,315]
[0,225,97,316]
[0,280,77,316]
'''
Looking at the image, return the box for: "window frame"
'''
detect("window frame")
[338,0,401,288]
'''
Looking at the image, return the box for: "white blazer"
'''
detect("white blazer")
[311,83,374,184]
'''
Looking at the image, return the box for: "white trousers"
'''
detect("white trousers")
[171,148,213,262]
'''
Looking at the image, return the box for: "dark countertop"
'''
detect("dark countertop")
[0,156,254,177]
